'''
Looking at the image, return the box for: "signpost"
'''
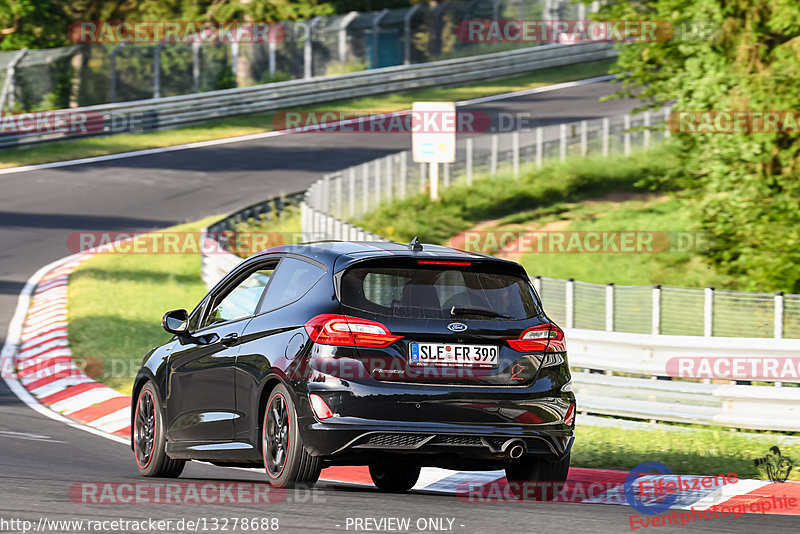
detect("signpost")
[411,101,456,201]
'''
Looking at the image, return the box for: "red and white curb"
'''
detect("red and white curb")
[12,256,132,439]
[2,255,799,517]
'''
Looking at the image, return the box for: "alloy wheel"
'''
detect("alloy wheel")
[265,394,290,477]
[134,390,156,469]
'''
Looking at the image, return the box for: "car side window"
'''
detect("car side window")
[258,257,325,313]
[200,267,275,329]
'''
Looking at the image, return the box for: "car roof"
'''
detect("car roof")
[251,240,516,269]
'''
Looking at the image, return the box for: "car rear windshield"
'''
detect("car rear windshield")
[340,263,541,320]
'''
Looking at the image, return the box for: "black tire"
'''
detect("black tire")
[505,453,570,501]
[262,384,322,488]
[369,462,421,492]
[133,382,185,477]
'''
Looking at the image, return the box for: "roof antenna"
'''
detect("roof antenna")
[409,236,423,251]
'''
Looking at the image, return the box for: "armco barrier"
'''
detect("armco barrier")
[0,41,615,148]
[566,328,800,431]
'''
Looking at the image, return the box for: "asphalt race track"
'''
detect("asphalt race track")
[2,79,794,533]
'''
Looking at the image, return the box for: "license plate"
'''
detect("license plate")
[409,342,499,367]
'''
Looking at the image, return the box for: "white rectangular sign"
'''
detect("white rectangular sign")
[411,101,456,163]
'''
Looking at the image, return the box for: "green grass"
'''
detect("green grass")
[352,145,750,289]
[0,60,613,170]
[510,197,730,288]
[572,424,800,481]
[67,216,220,395]
[356,146,678,245]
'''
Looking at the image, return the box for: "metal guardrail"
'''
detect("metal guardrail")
[567,328,800,431]
[206,191,305,234]
[0,41,615,149]
[201,192,305,288]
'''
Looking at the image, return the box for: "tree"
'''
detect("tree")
[0,0,72,50]
[592,0,800,291]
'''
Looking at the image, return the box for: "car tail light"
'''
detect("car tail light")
[309,394,334,419]
[507,323,565,353]
[564,402,576,426]
[417,260,471,266]
[304,314,403,348]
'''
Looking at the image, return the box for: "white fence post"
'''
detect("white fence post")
[605,283,614,332]
[775,291,784,339]
[322,174,331,214]
[559,123,567,161]
[466,138,474,186]
[533,275,542,298]
[565,278,575,329]
[348,168,356,218]
[643,110,651,149]
[624,114,631,156]
[374,159,382,204]
[362,164,369,215]
[580,120,587,157]
[704,286,714,337]
[419,162,427,193]
[386,155,393,203]
[512,131,520,179]
[303,20,314,79]
[602,117,609,157]
[652,284,661,335]
[399,151,408,200]
[429,162,439,201]
[335,175,343,218]
[536,126,543,168]
[490,134,498,177]
[300,202,307,238]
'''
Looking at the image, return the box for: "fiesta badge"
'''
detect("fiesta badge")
[447,322,468,332]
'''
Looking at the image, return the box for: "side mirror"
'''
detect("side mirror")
[162,309,189,335]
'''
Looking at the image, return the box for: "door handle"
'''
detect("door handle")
[221,332,240,347]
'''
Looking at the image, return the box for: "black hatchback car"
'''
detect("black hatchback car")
[132,240,575,493]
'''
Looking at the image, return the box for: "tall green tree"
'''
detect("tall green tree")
[0,0,72,49]
[593,0,800,291]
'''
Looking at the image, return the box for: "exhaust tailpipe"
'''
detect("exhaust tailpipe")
[501,439,526,459]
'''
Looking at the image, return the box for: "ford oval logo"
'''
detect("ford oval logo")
[447,322,468,332]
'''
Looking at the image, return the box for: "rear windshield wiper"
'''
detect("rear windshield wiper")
[450,306,510,319]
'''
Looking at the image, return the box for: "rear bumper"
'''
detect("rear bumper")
[302,418,573,464]
[296,372,575,465]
